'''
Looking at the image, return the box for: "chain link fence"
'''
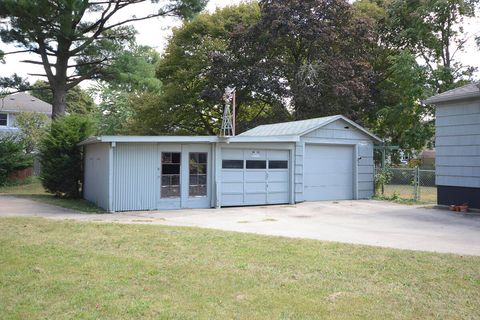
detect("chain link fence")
[375,167,436,203]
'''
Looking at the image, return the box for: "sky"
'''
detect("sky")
[0,0,479,89]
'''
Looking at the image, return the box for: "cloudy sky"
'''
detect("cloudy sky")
[0,0,479,88]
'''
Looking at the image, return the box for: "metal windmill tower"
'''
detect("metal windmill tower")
[221,87,236,137]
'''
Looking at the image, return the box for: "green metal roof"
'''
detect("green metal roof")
[240,114,382,142]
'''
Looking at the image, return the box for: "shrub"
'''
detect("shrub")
[39,114,95,198]
[0,134,33,186]
[374,168,393,195]
[15,111,50,153]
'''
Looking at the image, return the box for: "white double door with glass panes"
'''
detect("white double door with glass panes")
[158,144,210,209]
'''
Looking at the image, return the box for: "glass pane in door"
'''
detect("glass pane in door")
[161,152,181,198]
[189,152,207,197]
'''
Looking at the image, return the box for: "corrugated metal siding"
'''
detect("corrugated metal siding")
[436,100,480,188]
[112,143,158,211]
[84,143,110,210]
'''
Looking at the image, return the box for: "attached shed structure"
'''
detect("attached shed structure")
[80,115,382,212]
[424,82,480,209]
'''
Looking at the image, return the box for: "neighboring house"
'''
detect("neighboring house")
[0,92,52,133]
[79,115,382,212]
[424,82,480,209]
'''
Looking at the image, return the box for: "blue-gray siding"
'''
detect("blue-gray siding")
[112,143,158,211]
[297,119,375,200]
[83,120,377,211]
[84,143,110,210]
[435,99,480,188]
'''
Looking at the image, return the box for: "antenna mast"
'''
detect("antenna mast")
[221,87,236,137]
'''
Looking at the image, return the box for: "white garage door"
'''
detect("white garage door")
[304,144,354,201]
[221,149,290,206]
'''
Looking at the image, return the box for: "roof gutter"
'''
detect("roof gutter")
[78,135,300,146]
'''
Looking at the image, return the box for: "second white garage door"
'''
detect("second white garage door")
[304,144,354,201]
[221,149,290,206]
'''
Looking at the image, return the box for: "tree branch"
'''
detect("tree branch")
[27,73,49,77]
[21,59,54,66]
[70,3,177,56]
[66,68,99,89]
[37,37,55,84]
[2,49,37,55]
[67,58,109,69]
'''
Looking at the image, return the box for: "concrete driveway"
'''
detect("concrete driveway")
[1,195,480,255]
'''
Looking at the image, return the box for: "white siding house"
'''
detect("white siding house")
[80,115,382,212]
[0,92,52,133]
[424,82,480,209]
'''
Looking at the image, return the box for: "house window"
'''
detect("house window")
[246,160,266,169]
[189,152,207,197]
[222,160,244,169]
[268,160,288,169]
[161,152,181,198]
[0,114,7,126]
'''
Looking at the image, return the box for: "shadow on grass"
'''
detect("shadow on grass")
[14,194,105,213]
[0,178,105,213]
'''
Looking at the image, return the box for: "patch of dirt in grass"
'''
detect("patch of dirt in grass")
[326,292,345,302]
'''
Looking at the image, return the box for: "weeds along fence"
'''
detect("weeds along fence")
[375,167,436,203]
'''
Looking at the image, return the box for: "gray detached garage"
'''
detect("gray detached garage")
[80,115,382,212]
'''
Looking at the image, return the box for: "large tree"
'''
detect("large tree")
[92,44,162,135]
[130,3,278,135]
[382,0,478,92]
[209,0,376,122]
[369,51,435,152]
[0,0,207,118]
[30,80,95,115]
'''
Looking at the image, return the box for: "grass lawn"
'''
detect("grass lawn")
[380,184,437,204]
[1,218,479,319]
[0,178,103,213]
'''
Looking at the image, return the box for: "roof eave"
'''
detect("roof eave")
[227,135,299,143]
[78,136,102,146]
[423,91,480,105]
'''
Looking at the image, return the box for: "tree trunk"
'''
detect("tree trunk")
[51,84,67,119]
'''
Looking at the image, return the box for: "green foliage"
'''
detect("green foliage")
[374,168,393,194]
[131,3,269,135]
[92,83,133,135]
[30,81,95,115]
[368,51,435,151]
[39,115,95,198]
[14,112,50,153]
[381,0,478,92]
[103,45,162,93]
[91,45,162,135]
[0,135,33,186]
[209,0,375,122]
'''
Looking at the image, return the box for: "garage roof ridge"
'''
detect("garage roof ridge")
[240,114,382,142]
